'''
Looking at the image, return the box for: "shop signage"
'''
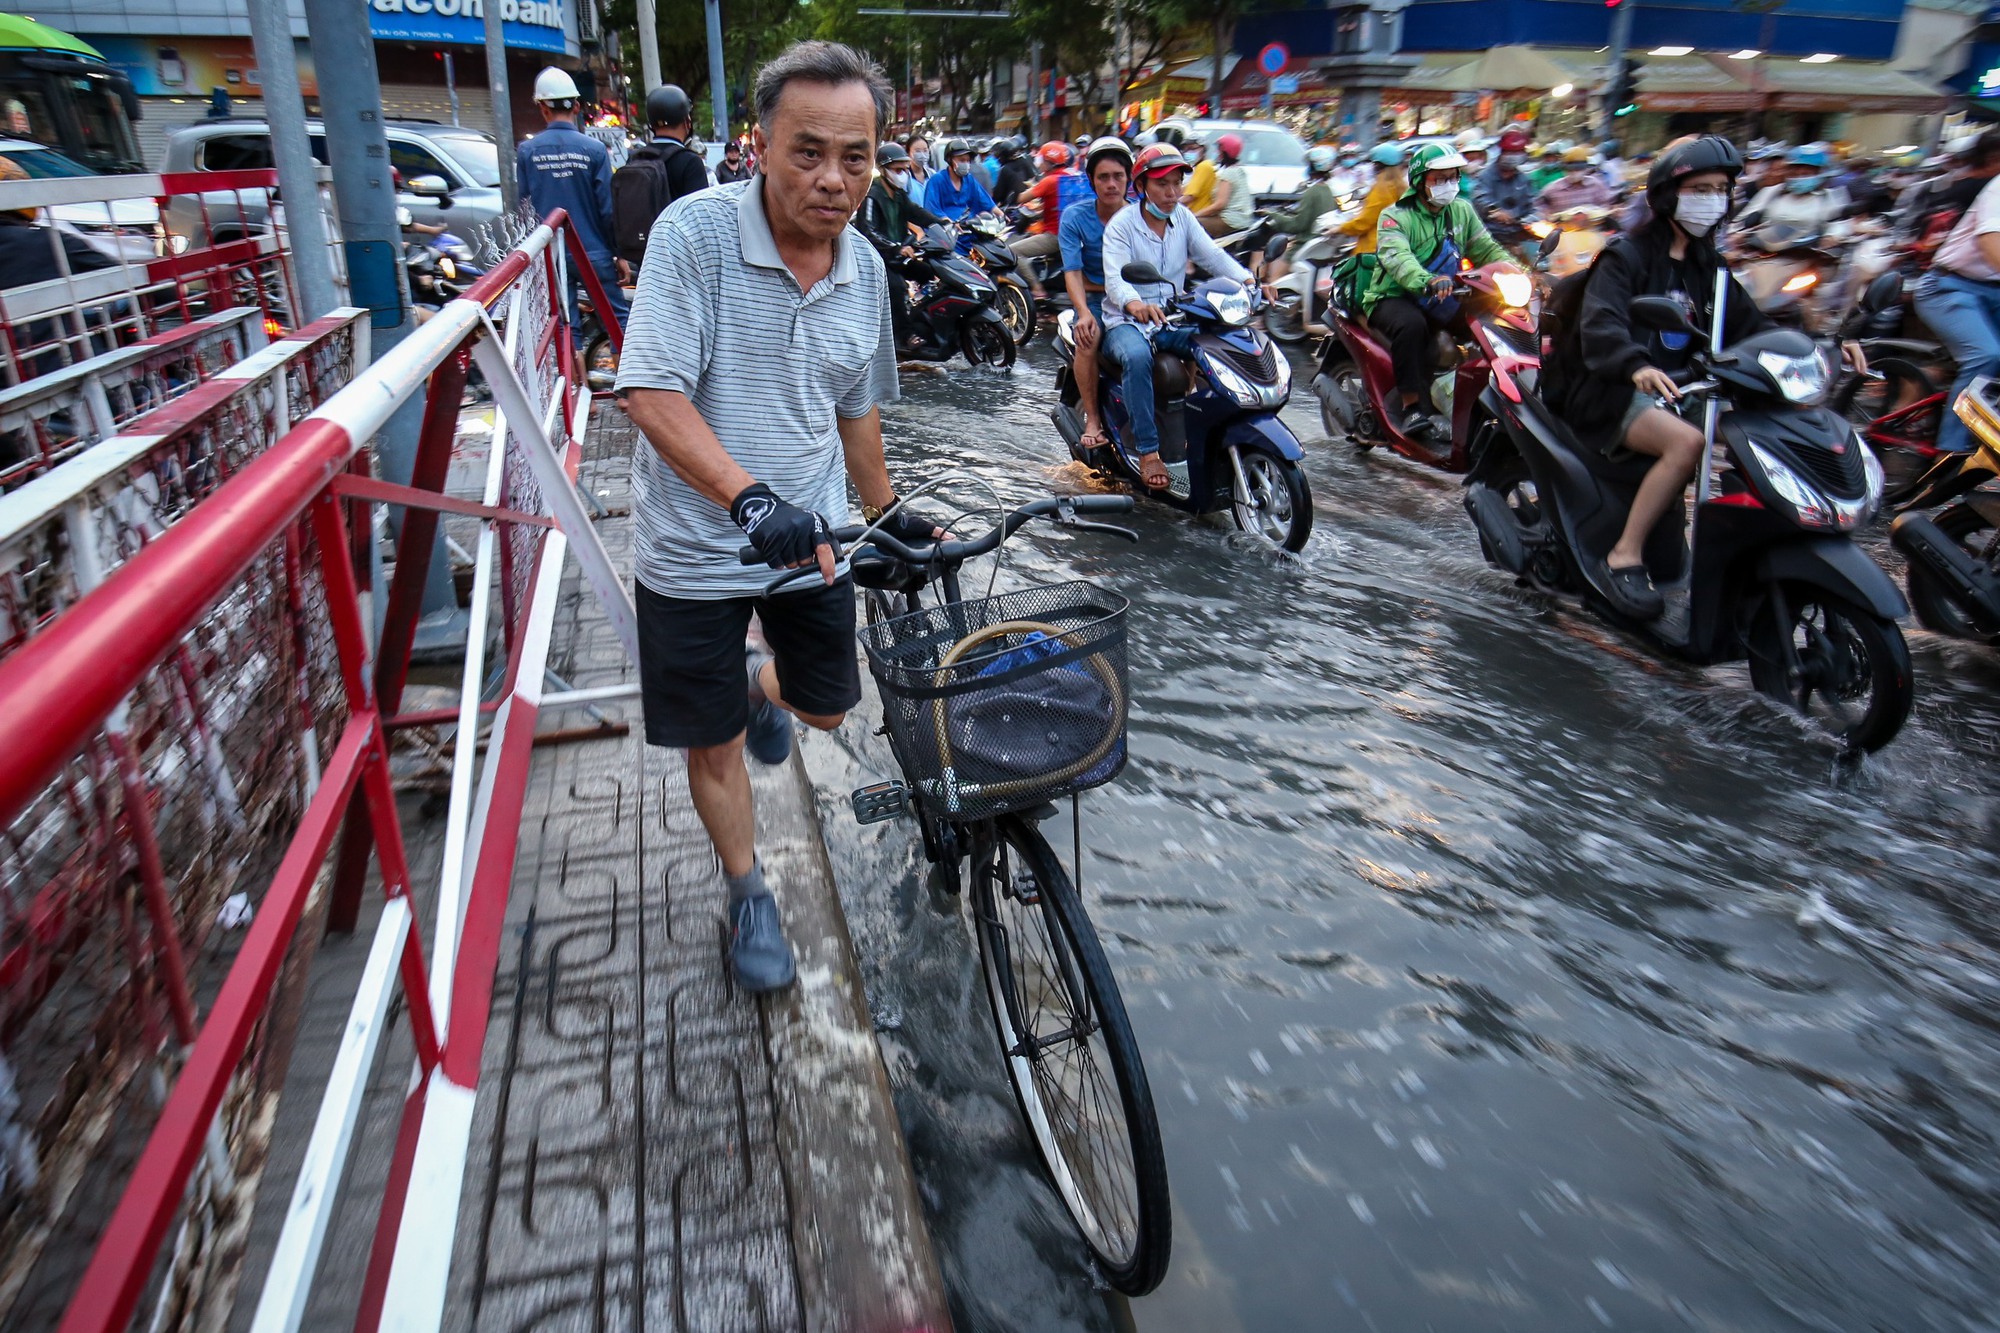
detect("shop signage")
[366,0,571,54]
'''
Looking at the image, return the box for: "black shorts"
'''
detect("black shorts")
[635,577,861,749]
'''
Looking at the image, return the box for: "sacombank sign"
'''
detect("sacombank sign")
[366,0,572,54]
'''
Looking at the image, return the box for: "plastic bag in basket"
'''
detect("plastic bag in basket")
[941,631,1122,790]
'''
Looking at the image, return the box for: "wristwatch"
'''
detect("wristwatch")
[862,494,898,524]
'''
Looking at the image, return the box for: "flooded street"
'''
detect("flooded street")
[798,336,2000,1332]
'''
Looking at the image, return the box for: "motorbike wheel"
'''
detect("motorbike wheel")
[995,279,1036,347]
[1907,503,2000,644]
[1229,449,1314,553]
[960,319,1018,369]
[1266,293,1310,345]
[1746,583,1914,753]
[1473,452,1561,582]
[583,331,619,393]
[1317,351,1373,448]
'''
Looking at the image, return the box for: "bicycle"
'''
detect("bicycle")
[741,493,1172,1296]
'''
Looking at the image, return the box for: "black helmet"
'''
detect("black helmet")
[942,137,972,161]
[995,135,1024,161]
[646,84,693,129]
[877,142,911,168]
[1646,134,1743,223]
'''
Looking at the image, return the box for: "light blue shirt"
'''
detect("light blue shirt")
[1100,202,1251,329]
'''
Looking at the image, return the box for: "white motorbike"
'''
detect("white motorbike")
[1266,207,1353,345]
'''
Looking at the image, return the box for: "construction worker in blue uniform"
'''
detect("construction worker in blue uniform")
[517,66,629,336]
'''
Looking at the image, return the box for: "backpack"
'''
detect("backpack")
[613,141,693,266]
[1536,259,1597,418]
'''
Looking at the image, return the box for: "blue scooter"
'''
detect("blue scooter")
[1051,263,1314,552]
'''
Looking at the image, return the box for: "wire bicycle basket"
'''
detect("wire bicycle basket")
[860,581,1129,821]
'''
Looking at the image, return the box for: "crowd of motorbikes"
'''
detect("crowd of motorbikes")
[886,135,2000,758]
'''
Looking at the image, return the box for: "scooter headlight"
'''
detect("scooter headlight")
[439,255,458,281]
[1205,354,1263,408]
[1210,287,1255,326]
[1861,437,1885,507]
[1755,345,1832,405]
[1495,271,1533,308]
[1746,441,1870,531]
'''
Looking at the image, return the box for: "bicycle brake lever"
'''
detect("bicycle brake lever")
[1053,497,1139,542]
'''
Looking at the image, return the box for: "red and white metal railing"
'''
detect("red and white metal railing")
[0,207,629,1333]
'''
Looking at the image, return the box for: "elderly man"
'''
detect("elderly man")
[615,41,940,991]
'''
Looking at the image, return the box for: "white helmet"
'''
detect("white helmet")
[1454,128,1484,152]
[533,67,582,104]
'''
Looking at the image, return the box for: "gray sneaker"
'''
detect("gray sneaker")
[729,892,797,993]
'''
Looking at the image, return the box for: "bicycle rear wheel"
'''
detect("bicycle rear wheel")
[971,816,1170,1294]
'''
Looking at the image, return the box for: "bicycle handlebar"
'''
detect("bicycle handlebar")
[737,494,1138,589]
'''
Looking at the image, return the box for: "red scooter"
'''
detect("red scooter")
[1311,262,1539,473]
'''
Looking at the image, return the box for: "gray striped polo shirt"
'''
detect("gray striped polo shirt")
[615,177,898,598]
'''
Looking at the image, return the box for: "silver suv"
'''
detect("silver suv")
[160,119,505,250]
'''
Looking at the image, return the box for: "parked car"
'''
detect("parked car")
[0,137,167,264]
[1150,116,1309,203]
[159,119,505,253]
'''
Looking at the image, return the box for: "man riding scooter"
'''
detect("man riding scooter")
[1103,143,1256,489]
[1474,128,1538,249]
[1359,141,1521,439]
[860,142,947,349]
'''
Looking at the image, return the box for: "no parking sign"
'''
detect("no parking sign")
[1257,43,1289,77]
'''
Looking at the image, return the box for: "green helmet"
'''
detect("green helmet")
[1406,142,1469,181]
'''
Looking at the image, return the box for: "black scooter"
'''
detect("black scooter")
[898,223,1017,369]
[962,211,1037,346]
[1463,283,1912,752]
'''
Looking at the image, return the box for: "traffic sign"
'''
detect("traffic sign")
[1257,43,1289,76]
[1271,73,1299,94]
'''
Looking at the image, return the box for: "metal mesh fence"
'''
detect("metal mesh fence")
[0,316,362,1331]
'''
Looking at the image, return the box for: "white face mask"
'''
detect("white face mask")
[1426,178,1461,207]
[1676,193,1729,236]
[886,169,908,187]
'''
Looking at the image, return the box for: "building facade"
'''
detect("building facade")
[19,0,594,165]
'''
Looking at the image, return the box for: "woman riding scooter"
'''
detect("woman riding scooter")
[1540,135,1865,618]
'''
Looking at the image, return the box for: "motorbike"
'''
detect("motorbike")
[1734,221,1843,333]
[1462,287,1912,753]
[1312,262,1540,473]
[962,211,1037,347]
[1264,217,1345,346]
[900,223,1017,369]
[1889,373,2000,643]
[1526,205,1616,280]
[1050,263,1314,552]
[1828,272,1948,490]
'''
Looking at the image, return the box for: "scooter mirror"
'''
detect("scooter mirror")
[1861,270,1904,314]
[1630,295,1696,336]
[1537,229,1561,260]
[1121,261,1168,286]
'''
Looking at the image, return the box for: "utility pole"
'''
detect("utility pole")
[304,0,461,630]
[705,0,728,143]
[636,0,662,96]
[247,0,337,322]
[483,0,519,215]
[1028,39,1042,140]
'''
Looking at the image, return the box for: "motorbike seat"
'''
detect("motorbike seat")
[1515,391,1653,490]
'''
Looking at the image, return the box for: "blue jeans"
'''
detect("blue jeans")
[1914,270,2000,454]
[567,251,630,332]
[1105,321,1195,456]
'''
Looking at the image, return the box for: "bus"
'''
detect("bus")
[0,13,142,173]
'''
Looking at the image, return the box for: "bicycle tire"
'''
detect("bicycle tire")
[971,816,1170,1294]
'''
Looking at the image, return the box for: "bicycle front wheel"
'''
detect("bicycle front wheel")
[972,816,1170,1294]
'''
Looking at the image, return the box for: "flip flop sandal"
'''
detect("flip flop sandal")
[1139,454,1171,490]
[1079,426,1110,450]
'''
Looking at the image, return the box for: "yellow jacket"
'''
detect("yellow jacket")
[1338,172,1404,254]
[1184,159,1217,215]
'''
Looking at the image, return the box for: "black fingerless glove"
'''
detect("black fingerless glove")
[731,482,831,569]
[874,495,941,547]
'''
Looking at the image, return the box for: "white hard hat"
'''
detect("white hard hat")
[533,67,582,103]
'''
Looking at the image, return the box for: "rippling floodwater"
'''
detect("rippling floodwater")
[798,339,2000,1332]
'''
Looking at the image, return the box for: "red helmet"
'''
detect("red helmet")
[1215,133,1244,163]
[1133,144,1190,181]
[1037,140,1073,170]
[1498,127,1530,155]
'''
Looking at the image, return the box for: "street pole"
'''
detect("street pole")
[705,0,728,144]
[444,51,461,126]
[483,0,519,216]
[1603,0,1636,140]
[636,0,662,98]
[1029,39,1041,140]
[304,0,459,627]
[246,0,337,322]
